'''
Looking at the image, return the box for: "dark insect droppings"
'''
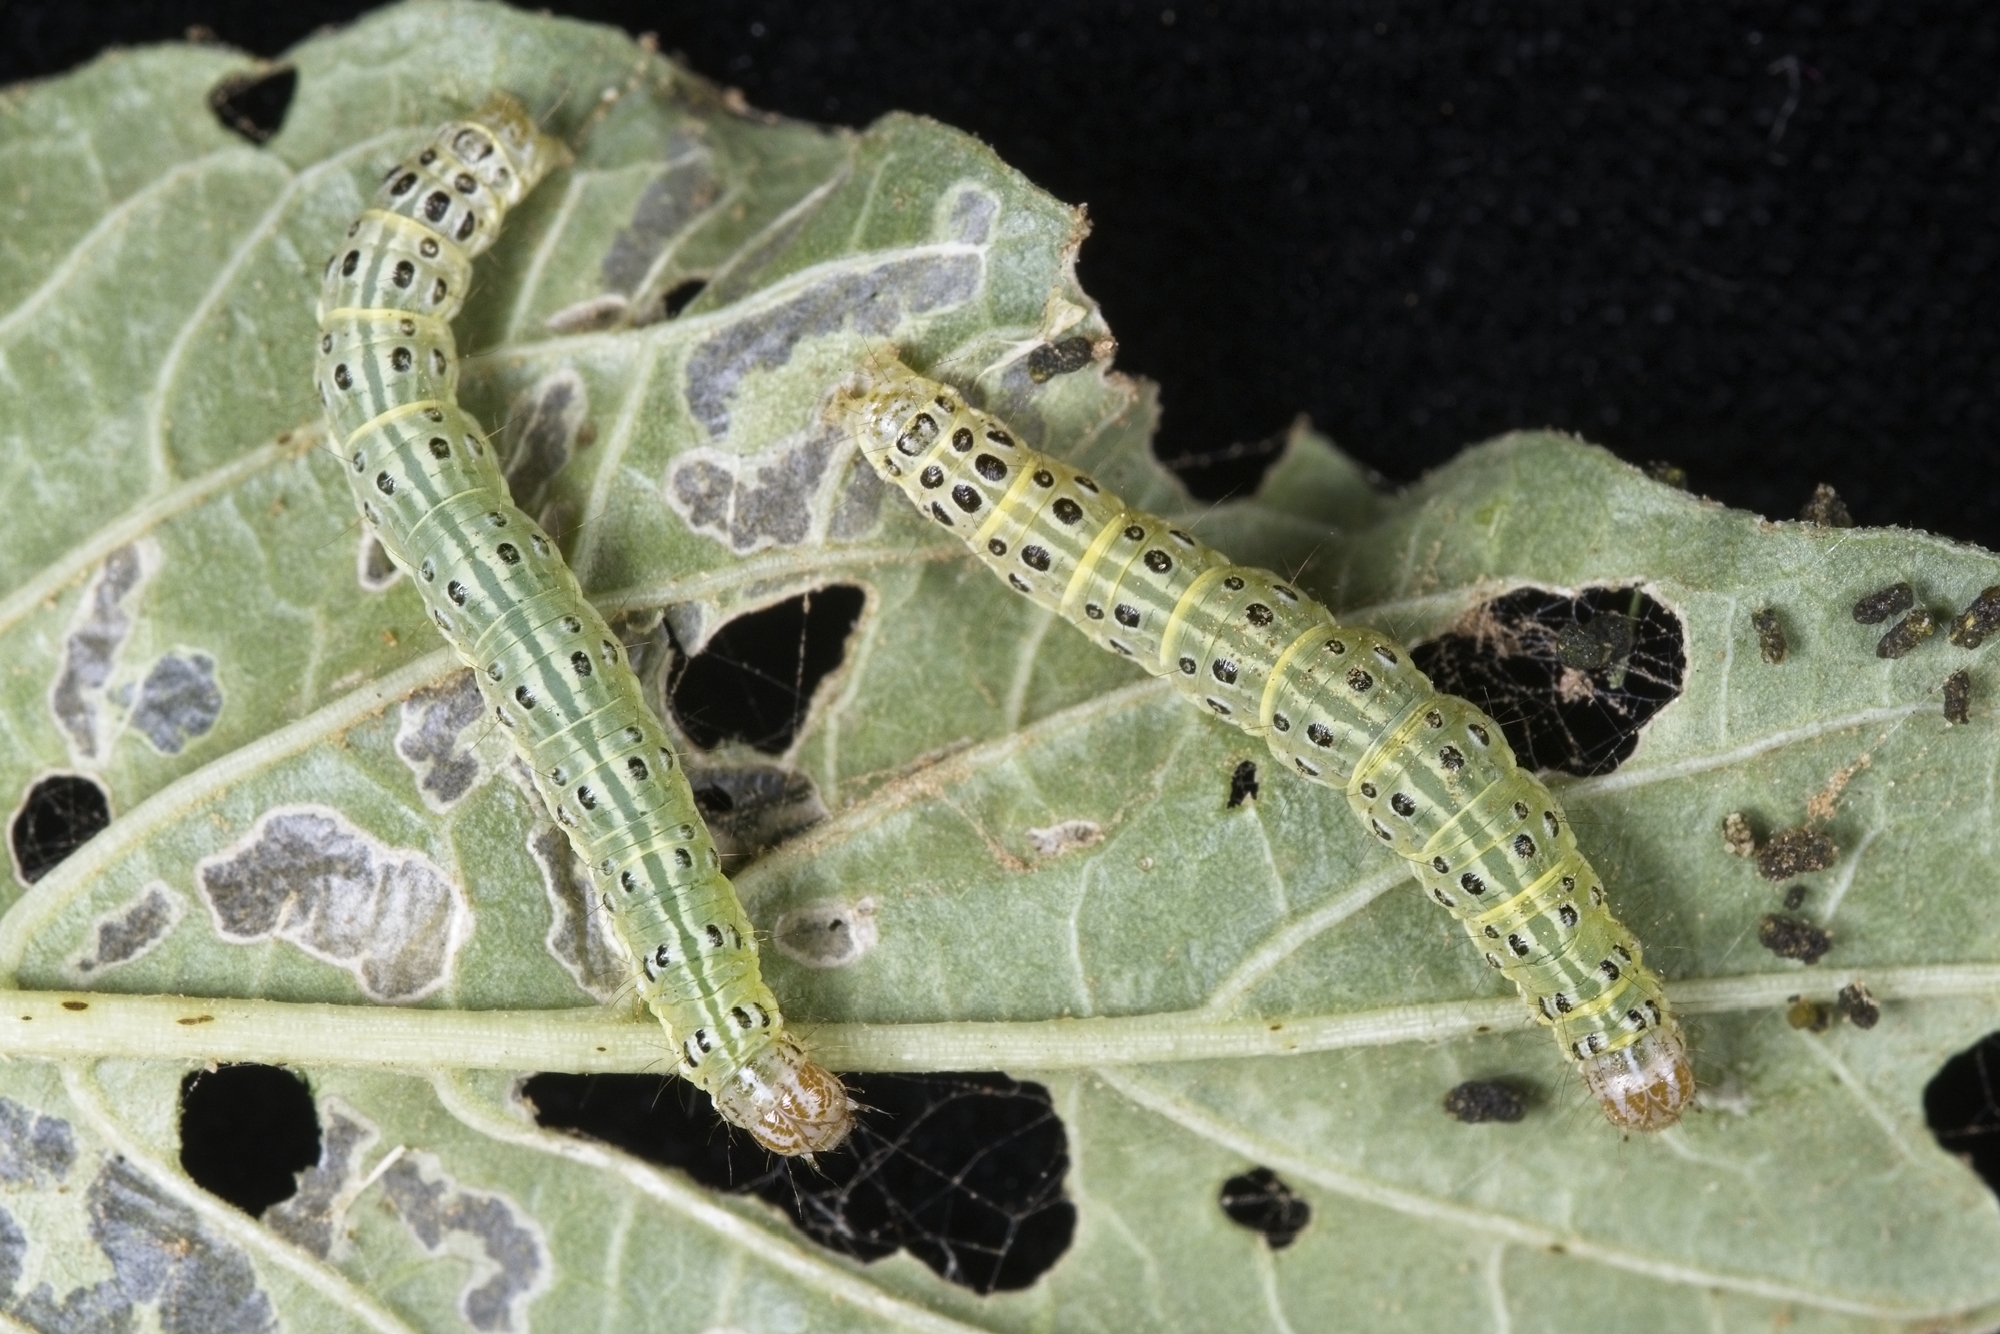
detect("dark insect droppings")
[1442,1079,1528,1124]
[1877,608,1938,659]
[1217,1167,1311,1250]
[1945,669,1972,724]
[1756,827,1838,881]
[1950,586,2000,648]
[1226,760,1259,808]
[1751,608,1788,664]
[1758,913,1833,965]
[1836,981,1881,1029]
[1853,581,1915,625]
[1025,335,1097,382]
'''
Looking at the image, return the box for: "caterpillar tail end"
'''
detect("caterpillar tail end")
[712,1039,855,1157]
[1581,1027,1694,1132]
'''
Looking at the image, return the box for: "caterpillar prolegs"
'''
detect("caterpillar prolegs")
[836,359,1694,1132]
[314,95,852,1155]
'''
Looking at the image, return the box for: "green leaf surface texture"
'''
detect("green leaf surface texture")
[0,2,1996,1330]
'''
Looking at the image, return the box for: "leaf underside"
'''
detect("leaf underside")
[0,2,1996,1330]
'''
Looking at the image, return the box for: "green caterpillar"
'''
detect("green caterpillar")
[314,95,851,1155]
[835,357,1693,1131]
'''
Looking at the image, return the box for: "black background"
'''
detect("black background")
[5,0,1997,543]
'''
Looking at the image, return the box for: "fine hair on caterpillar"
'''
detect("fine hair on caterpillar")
[314,93,852,1155]
[834,354,1693,1132]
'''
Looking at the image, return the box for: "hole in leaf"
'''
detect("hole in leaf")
[1926,1033,2000,1199]
[1410,585,1685,777]
[523,1070,1074,1292]
[179,1064,320,1215]
[206,66,296,144]
[10,773,111,884]
[669,585,864,753]
[1218,1166,1311,1249]
[660,277,708,319]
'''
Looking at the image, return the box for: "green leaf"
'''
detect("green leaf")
[0,2,1997,1329]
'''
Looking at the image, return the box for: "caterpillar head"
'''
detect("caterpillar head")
[712,1039,855,1157]
[444,93,571,209]
[1581,1027,1694,1132]
[831,356,952,479]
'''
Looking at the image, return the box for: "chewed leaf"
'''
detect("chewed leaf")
[0,4,1998,1333]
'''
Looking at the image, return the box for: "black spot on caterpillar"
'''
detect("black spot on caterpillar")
[839,357,1694,1132]
[316,95,850,1155]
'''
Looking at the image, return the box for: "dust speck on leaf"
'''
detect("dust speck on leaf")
[195,807,468,1002]
[1799,482,1853,527]
[68,881,184,978]
[379,1153,549,1334]
[774,897,879,969]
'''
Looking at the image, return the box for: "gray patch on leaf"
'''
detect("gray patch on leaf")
[601,147,721,295]
[827,451,889,541]
[263,1097,378,1260]
[1027,820,1104,857]
[396,671,493,811]
[774,898,879,970]
[9,1276,130,1333]
[684,251,983,440]
[542,293,629,334]
[0,1096,75,1188]
[666,421,847,552]
[49,543,154,761]
[120,652,222,755]
[196,806,469,1003]
[503,369,590,506]
[380,1153,549,1334]
[356,534,402,591]
[70,882,183,978]
[88,1156,277,1333]
[527,823,628,1002]
[944,187,1000,245]
[688,763,829,861]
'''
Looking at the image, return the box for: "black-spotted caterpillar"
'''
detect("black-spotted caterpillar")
[836,358,1692,1131]
[314,95,851,1155]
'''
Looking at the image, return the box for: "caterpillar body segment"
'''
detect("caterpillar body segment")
[836,358,1692,1131]
[315,95,851,1155]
